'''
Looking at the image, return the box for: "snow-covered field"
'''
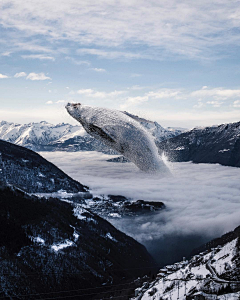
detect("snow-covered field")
[40,151,240,243]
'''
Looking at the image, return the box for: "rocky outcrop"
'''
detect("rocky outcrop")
[87,195,165,218]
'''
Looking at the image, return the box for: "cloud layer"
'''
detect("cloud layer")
[40,151,240,245]
[1,0,240,60]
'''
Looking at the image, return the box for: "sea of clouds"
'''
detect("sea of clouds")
[40,151,240,263]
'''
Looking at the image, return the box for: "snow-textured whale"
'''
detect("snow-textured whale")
[66,103,170,173]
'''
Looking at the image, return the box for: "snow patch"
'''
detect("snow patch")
[51,240,74,252]
[33,236,45,244]
[105,232,117,242]
[219,149,230,153]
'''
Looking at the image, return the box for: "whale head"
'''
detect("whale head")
[66,102,117,146]
[65,102,82,122]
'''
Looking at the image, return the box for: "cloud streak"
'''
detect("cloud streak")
[2,0,240,60]
[26,72,51,80]
[0,73,9,79]
[22,54,55,61]
[77,88,126,99]
[14,72,27,78]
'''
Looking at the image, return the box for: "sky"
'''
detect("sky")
[1,0,240,128]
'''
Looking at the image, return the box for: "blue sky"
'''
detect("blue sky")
[1,0,240,128]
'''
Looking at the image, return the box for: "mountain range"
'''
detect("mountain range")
[157,121,240,167]
[0,117,185,153]
[1,118,240,169]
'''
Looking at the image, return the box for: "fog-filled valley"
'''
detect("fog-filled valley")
[40,151,240,265]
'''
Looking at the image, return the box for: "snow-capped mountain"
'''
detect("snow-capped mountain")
[134,225,240,299]
[123,112,186,141]
[0,116,184,153]
[157,121,240,167]
[0,120,85,149]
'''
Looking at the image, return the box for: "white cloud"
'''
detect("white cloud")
[191,87,240,100]
[14,72,27,78]
[233,100,240,107]
[77,48,148,60]
[206,100,223,107]
[65,56,90,66]
[120,86,240,111]
[26,72,51,81]
[1,1,240,60]
[120,96,149,109]
[121,88,183,109]
[22,54,55,61]
[77,88,126,98]
[90,68,106,72]
[0,73,9,79]
[46,100,66,105]
[147,89,183,99]
[1,52,11,56]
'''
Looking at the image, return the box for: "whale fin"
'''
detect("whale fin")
[88,124,116,145]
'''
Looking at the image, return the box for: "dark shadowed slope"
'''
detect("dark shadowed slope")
[157,121,240,167]
[0,139,87,193]
[0,187,157,299]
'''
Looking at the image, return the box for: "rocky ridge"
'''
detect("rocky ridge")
[157,121,240,167]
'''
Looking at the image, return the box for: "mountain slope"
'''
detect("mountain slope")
[134,225,240,299]
[0,187,157,299]
[0,118,184,153]
[0,139,87,193]
[157,121,240,167]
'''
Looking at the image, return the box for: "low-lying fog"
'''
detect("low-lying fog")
[40,151,240,266]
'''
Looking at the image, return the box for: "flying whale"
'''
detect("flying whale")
[66,103,170,173]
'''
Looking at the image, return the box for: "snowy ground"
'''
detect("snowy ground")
[136,238,240,300]
[40,151,240,262]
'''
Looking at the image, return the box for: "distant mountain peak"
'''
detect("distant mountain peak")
[0,117,184,153]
